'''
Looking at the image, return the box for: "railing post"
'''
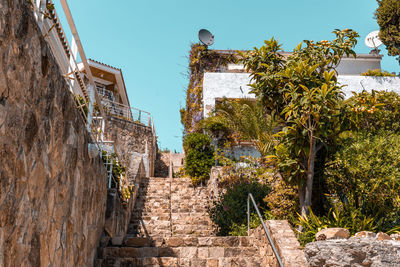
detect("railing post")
[108,154,113,188]
[86,84,94,132]
[247,195,250,236]
[248,193,284,267]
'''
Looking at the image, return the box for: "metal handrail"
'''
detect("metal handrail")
[101,98,152,127]
[247,193,284,267]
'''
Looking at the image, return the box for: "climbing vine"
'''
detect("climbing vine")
[181,44,236,135]
[101,151,135,206]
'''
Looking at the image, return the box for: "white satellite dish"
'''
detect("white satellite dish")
[198,29,214,46]
[365,30,383,49]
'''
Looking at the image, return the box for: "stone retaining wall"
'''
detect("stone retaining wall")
[0,1,107,266]
[103,159,146,245]
[250,220,307,267]
[105,117,155,178]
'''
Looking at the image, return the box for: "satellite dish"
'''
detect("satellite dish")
[365,31,383,49]
[198,29,214,46]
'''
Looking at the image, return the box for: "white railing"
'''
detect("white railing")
[102,99,152,127]
[96,83,116,102]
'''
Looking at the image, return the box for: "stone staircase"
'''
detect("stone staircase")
[95,177,264,266]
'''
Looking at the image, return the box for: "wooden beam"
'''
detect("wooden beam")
[58,0,106,119]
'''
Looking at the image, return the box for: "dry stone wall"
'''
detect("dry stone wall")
[105,117,155,178]
[0,1,107,266]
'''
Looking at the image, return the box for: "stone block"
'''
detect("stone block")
[376,232,391,240]
[197,247,209,258]
[111,236,124,246]
[316,228,350,241]
[124,237,151,247]
[206,259,218,267]
[209,247,224,258]
[166,237,184,247]
[354,231,376,238]
[180,247,198,258]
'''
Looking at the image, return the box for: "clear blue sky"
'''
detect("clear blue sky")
[56,0,398,152]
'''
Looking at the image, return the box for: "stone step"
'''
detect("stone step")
[98,257,264,267]
[131,213,170,221]
[100,246,259,259]
[123,236,253,248]
[133,208,171,214]
[171,230,215,237]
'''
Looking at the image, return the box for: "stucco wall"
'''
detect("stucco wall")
[0,1,107,266]
[203,72,400,117]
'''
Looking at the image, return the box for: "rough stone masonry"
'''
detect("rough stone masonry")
[0,0,107,266]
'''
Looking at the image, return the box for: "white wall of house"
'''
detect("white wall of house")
[203,73,400,117]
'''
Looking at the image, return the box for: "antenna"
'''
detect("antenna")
[198,29,214,46]
[365,30,382,55]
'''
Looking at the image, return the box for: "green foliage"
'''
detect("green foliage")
[208,181,270,236]
[74,94,88,117]
[263,171,298,222]
[324,132,400,228]
[296,205,378,246]
[240,29,359,215]
[183,44,235,134]
[342,90,400,133]
[375,0,400,63]
[183,133,215,185]
[202,98,280,156]
[361,69,396,76]
[101,151,134,205]
[238,38,286,114]
[228,212,273,236]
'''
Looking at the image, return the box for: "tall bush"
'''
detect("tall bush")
[324,131,400,230]
[240,29,359,216]
[183,133,215,185]
[342,90,400,133]
[208,181,270,236]
[375,0,400,63]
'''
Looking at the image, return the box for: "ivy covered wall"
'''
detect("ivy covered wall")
[181,44,235,135]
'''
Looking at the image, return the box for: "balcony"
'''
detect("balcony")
[102,99,152,127]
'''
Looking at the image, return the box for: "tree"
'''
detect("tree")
[375,0,400,63]
[240,29,359,216]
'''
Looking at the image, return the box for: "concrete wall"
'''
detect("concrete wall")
[203,72,400,117]
[339,75,400,98]
[336,55,382,75]
[0,1,107,266]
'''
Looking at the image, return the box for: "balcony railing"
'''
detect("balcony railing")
[96,83,116,102]
[102,99,152,127]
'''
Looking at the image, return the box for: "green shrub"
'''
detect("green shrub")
[361,69,396,77]
[228,212,273,236]
[342,90,400,133]
[296,205,378,246]
[208,181,270,236]
[324,131,400,230]
[183,133,215,185]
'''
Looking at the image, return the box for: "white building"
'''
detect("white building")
[203,52,400,118]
